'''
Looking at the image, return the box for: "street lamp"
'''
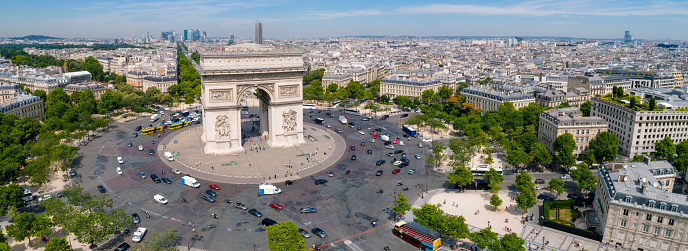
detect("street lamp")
[185,220,194,250]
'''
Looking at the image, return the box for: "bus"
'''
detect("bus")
[141,126,164,135]
[343,109,360,116]
[402,125,417,137]
[470,167,503,176]
[331,100,341,108]
[303,104,317,110]
[169,121,189,130]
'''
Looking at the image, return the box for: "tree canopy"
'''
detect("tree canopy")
[589,132,619,162]
[266,221,306,251]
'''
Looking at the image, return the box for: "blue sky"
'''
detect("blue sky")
[2,0,688,41]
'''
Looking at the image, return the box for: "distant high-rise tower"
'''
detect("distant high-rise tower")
[228,33,235,45]
[624,30,633,46]
[255,21,263,44]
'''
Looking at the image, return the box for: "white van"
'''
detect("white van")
[164,152,174,161]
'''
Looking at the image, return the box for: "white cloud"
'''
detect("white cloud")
[300,9,384,19]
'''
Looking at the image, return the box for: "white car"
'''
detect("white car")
[414,154,422,159]
[418,143,424,148]
[38,195,52,202]
[560,174,571,180]
[138,145,143,151]
[385,145,395,149]
[117,157,124,164]
[116,167,123,175]
[399,141,404,146]
[159,111,164,115]
[164,107,170,111]
[326,124,331,128]
[154,194,168,204]
[408,168,417,174]
[392,161,402,166]
[171,169,181,175]
[359,131,365,135]
[422,138,432,142]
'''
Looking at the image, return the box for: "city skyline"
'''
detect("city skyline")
[2,0,688,41]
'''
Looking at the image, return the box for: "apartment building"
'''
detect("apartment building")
[460,85,535,112]
[380,76,443,99]
[594,159,687,251]
[537,107,608,156]
[0,82,21,103]
[142,76,176,93]
[568,75,605,97]
[595,69,676,89]
[535,90,587,108]
[0,94,44,120]
[590,97,688,158]
[126,71,147,90]
[63,71,92,84]
[63,82,107,101]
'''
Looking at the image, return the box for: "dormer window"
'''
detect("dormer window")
[671,205,678,212]
[659,203,667,210]
[625,196,632,203]
[648,200,656,208]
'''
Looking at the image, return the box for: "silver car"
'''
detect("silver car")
[414,154,421,159]
[298,228,311,238]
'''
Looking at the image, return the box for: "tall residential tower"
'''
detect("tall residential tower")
[255,21,263,44]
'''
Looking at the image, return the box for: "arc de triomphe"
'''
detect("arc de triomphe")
[198,44,306,154]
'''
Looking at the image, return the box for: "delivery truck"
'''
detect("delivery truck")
[164,152,174,161]
[150,114,160,122]
[339,116,347,124]
[259,183,282,195]
[132,227,147,243]
[181,175,200,188]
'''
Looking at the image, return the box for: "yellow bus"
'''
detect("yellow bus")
[141,126,164,135]
[169,121,188,130]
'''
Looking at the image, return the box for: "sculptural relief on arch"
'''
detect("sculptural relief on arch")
[199,44,306,154]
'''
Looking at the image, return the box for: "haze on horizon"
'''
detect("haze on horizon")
[2,0,688,41]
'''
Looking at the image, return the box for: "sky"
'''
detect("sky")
[2,0,688,41]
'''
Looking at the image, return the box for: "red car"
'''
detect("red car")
[392,140,398,144]
[209,184,220,190]
[392,169,401,174]
[162,124,168,129]
[269,202,284,210]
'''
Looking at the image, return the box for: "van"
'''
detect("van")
[164,152,174,161]
[262,218,278,226]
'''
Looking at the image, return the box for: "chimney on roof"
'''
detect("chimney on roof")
[642,155,651,165]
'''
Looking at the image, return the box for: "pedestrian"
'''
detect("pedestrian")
[211,166,214,170]
[274,174,277,179]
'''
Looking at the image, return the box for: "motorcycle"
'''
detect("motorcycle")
[345,170,351,174]
[377,189,384,194]
[180,197,187,202]
[384,247,390,251]
[145,212,150,218]
[371,221,377,227]
[224,199,232,203]
[403,187,409,191]
[161,170,165,174]
[397,181,403,186]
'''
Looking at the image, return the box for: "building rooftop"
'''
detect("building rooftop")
[460,85,534,101]
[381,76,441,86]
[540,107,607,125]
[0,94,42,112]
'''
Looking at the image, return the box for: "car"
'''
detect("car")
[135,126,143,131]
[335,128,342,133]
[300,207,317,214]
[161,177,172,184]
[418,143,423,148]
[139,172,147,179]
[401,153,406,158]
[269,203,284,210]
[384,140,392,145]
[128,142,133,147]
[386,152,394,157]
[235,202,248,210]
[209,184,220,190]
[348,122,355,126]
[359,130,365,135]
[285,180,294,186]
[116,167,123,175]
[326,124,331,128]
[567,194,581,200]
[205,189,217,197]
[298,228,311,238]
[376,160,386,166]
[408,168,417,174]
[398,163,409,168]
[392,139,398,144]
[147,149,154,155]
[414,154,421,159]
[392,169,401,174]
[328,171,334,177]
[394,149,404,154]
[374,128,382,131]
[132,133,138,138]
[381,127,387,131]
[360,141,365,146]
[392,160,402,166]
[367,149,372,154]
[402,134,409,138]
[535,179,545,184]
[401,113,409,118]
[312,227,328,238]
[376,170,383,176]
[560,174,572,180]
[150,174,161,183]
[385,145,395,149]
[117,157,124,164]
[97,185,106,193]
[400,157,410,163]
[361,117,369,121]
[116,243,131,251]
[315,179,328,185]
[171,169,181,174]
[351,155,356,160]
[350,146,355,151]
[380,115,389,120]
[537,194,553,201]
[202,194,216,203]
[38,194,52,202]
[138,145,143,151]
[154,194,168,204]
[248,209,263,217]
[56,191,65,198]
[132,213,141,224]
[69,169,77,176]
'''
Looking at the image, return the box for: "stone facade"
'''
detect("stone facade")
[537,107,608,156]
[0,94,44,120]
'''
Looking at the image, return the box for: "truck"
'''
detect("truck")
[150,114,160,122]
[181,175,200,188]
[339,116,347,124]
[314,118,325,125]
[380,134,390,142]
[132,227,147,243]
[258,183,282,195]
[393,221,441,251]
[164,152,174,161]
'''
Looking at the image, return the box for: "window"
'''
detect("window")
[642,224,650,232]
[660,204,666,210]
[649,201,655,208]
[671,205,678,212]
[623,209,629,216]
[646,214,653,221]
[620,219,628,227]
[665,229,673,237]
[654,227,661,235]
[657,216,664,223]
[669,219,674,226]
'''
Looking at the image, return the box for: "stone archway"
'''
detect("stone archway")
[198,44,307,155]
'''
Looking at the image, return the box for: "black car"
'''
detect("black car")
[367,149,372,154]
[97,185,106,193]
[205,189,217,197]
[360,142,365,146]
[248,209,263,217]
[374,128,382,131]
[401,113,408,118]
[400,158,410,163]
[56,191,65,197]
[402,134,409,138]
[135,125,142,131]
[116,243,131,251]
[380,115,389,120]
[314,179,328,185]
[376,170,383,176]
[376,160,386,166]
[351,155,356,160]
[312,227,328,238]
[567,194,581,200]
[202,194,216,203]
[150,174,161,183]
[128,142,133,147]
[161,177,172,184]
[285,180,294,185]
[69,169,77,176]
[300,207,317,214]
[398,163,409,168]
[149,149,155,155]
[348,122,355,126]
[132,213,140,224]
[384,141,392,145]
[394,150,404,154]
[537,194,554,201]
[132,132,138,138]
[350,146,355,151]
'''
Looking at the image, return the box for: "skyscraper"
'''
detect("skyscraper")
[624,30,633,46]
[255,21,263,44]
[228,33,234,45]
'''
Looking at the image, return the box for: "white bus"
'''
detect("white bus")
[303,104,317,110]
[470,167,503,176]
[343,108,360,116]
[331,100,341,108]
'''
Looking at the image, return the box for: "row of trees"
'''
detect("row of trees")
[167,45,200,104]
[303,79,380,102]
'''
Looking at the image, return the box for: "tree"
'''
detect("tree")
[589,132,619,162]
[0,184,25,215]
[485,153,494,165]
[82,56,105,81]
[267,221,306,251]
[392,192,411,217]
[326,83,338,94]
[442,214,469,239]
[632,155,644,162]
[468,228,499,249]
[428,141,446,169]
[582,149,596,167]
[506,148,530,168]
[489,233,526,251]
[629,96,637,109]
[45,237,73,251]
[490,194,503,210]
[515,189,537,212]
[484,168,504,193]
[570,166,597,193]
[5,212,53,247]
[649,97,657,111]
[132,227,179,251]
[655,137,676,159]
[515,172,535,193]
[421,89,437,105]
[580,101,591,116]
[411,204,444,233]
[34,89,47,102]
[553,133,576,167]
[447,166,473,190]
[363,102,382,117]
[379,94,390,103]
[530,143,552,167]
[548,178,565,196]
